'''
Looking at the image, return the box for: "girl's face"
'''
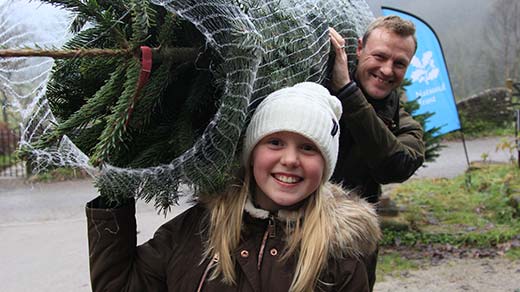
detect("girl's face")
[251,131,325,212]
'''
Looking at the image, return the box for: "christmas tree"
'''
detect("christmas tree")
[8,0,375,211]
[399,79,444,163]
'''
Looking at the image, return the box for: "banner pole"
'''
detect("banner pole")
[459,130,471,168]
[515,109,520,168]
[459,130,472,188]
[506,79,520,169]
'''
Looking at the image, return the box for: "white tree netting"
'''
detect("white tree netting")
[2,0,374,211]
[0,1,79,168]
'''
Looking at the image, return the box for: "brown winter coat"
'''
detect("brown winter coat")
[86,185,380,292]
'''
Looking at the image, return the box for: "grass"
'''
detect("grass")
[28,167,89,182]
[376,251,419,281]
[377,162,520,279]
[506,247,520,260]
[0,153,19,169]
[442,124,514,141]
[382,163,520,247]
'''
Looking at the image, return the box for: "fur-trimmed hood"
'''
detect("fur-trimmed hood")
[323,183,381,258]
[244,182,381,258]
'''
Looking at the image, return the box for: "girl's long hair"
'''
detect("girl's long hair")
[202,166,332,292]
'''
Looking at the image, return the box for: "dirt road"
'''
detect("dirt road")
[376,258,520,292]
[0,136,518,292]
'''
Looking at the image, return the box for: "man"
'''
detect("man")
[329,15,425,290]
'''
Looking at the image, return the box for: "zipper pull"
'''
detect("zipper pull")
[268,215,276,238]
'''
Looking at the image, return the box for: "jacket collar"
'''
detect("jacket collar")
[243,184,381,258]
[353,76,400,130]
[244,196,303,222]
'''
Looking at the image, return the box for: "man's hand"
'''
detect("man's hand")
[329,27,351,92]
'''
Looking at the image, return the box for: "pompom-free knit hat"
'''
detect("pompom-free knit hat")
[242,82,343,180]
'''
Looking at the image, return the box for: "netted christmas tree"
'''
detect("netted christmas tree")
[4,0,374,212]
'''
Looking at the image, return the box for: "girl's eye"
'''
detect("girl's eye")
[267,138,283,147]
[301,144,318,152]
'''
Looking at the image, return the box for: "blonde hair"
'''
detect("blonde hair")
[201,167,334,292]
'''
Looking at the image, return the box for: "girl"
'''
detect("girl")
[87,82,380,292]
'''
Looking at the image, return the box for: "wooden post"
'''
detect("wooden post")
[508,79,520,168]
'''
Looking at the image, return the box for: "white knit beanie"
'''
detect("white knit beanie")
[242,82,343,180]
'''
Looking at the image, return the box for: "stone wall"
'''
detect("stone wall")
[456,88,512,125]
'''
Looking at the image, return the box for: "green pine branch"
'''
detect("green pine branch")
[35,61,128,148]
[127,59,173,131]
[129,0,157,44]
[41,0,130,48]
[70,120,106,154]
[63,25,117,50]
[400,78,444,163]
[90,59,140,166]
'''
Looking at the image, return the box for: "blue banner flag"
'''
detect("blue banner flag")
[382,7,461,135]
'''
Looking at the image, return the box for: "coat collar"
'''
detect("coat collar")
[243,183,381,258]
[353,76,401,131]
[244,196,303,222]
[366,90,399,123]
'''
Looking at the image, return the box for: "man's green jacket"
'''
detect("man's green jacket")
[332,83,425,203]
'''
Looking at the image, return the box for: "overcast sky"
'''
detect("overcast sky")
[380,0,494,44]
[3,0,497,96]
[0,0,70,43]
[4,0,492,50]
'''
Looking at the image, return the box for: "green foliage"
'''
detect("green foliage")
[129,0,157,44]
[384,163,520,248]
[35,1,218,191]
[29,167,88,182]
[458,112,514,137]
[90,59,141,165]
[0,153,19,169]
[442,126,514,141]
[377,252,419,281]
[42,0,130,47]
[505,247,520,260]
[400,79,444,163]
[13,0,230,208]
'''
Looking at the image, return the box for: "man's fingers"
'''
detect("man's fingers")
[329,27,346,49]
[328,27,351,91]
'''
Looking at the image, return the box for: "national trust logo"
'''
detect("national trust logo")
[410,51,440,85]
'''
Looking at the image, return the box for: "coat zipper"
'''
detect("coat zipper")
[257,215,276,270]
[196,254,219,292]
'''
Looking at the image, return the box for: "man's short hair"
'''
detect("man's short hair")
[362,15,417,53]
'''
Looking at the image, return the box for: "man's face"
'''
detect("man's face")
[355,27,415,100]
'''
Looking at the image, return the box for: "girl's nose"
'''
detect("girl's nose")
[280,146,300,167]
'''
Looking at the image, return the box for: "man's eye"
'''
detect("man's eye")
[395,62,407,69]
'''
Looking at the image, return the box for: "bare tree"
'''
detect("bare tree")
[484,0,520,83]
[0,0,38,127]
[0,0,54,126]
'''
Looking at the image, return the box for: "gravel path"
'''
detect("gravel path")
[414,136,514,179]
[375,258,520,292]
